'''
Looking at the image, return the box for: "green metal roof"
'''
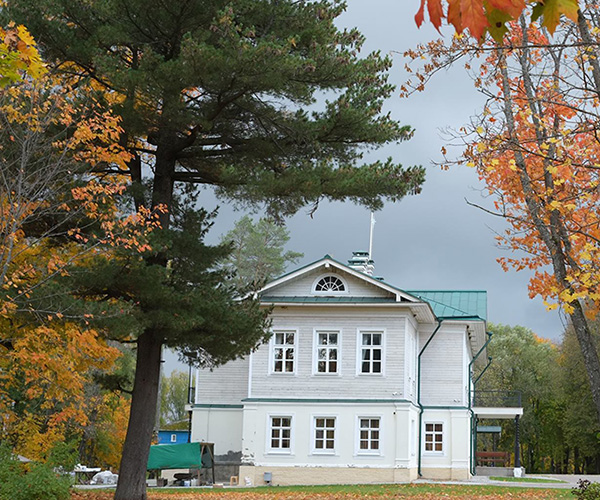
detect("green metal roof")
[407,290,487,320]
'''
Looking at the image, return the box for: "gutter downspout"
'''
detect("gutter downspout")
[474,356,493,386]
[468,333,493,476]
[417,319,444,477]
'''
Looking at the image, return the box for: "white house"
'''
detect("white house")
[189,253,521,485]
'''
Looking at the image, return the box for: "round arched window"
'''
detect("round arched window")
[314,275,346,293]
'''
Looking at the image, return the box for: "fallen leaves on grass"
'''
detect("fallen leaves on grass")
[71,484,568,500]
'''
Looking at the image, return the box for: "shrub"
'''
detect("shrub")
[0,445,71,500]
[572,479,600,500]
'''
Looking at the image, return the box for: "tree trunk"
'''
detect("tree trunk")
[569,301,600,424]
[497,41,600,427]
[114,330,163,500]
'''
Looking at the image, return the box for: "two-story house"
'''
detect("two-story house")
[189,253,515,485]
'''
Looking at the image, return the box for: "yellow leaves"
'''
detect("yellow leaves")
[536,0,579,34]
[0,320,123,460]
[0,23,45,86]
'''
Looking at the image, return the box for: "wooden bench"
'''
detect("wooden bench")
[476,451,510,467]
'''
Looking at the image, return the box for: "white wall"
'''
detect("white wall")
[195,357,249,405]
[419,324,467,406]
[190,407,243,457]
[241,401,419,469]
[249,307,408,400]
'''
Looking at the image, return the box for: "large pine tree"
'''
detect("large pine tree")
[8,1,425,498]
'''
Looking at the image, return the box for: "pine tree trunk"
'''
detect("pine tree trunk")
[114,330,163,500]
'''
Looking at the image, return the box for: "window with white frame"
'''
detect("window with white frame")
[272,331,295,373]
[424,422,444,453]
[269,416,292,451]
[359,331,383,374]
[314,275,346,293]
[313,416,336,453]
[315,331,339,374]
[358,417,381,453]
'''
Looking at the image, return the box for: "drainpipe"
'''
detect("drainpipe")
[417,319,444,477]
[474,356,492,387]
[417,317,484,477]
[468,333,493,476]
[187,363,194,443]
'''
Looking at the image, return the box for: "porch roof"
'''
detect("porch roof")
[407,290,487,321]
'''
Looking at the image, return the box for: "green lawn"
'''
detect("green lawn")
[490,476,568,484]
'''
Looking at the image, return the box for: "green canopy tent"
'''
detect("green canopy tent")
[147,442,215,484]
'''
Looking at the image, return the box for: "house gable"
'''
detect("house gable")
[259,255,416,303]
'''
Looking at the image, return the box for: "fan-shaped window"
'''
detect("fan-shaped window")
[314,275,346,293]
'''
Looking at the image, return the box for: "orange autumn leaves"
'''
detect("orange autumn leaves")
[462,24,600,316]
[415,0,579,40]
[69,486,570,500]
[0,76,160,464]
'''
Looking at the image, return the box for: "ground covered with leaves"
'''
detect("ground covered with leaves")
[71,483,573,500]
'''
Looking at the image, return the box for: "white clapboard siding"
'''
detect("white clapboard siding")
[196,357,249,405]
[248,307,407,400]
[266,268,394,298]
[419,325,466,406]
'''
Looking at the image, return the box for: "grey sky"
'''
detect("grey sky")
[164,0,566,374]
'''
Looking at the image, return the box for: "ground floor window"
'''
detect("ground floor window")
[313,417,336,453]
[270,416,292,451]
[424,422,443,452]
[358,417,381,453]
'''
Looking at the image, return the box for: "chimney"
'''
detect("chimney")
[347,251,374,276]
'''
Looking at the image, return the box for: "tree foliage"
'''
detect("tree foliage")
[475,323,600,473]
[220,216,303,292]
[6,1,427,498]
[415,0,579,41]
[0,23,45,86]
[159,370,189,429]
[0,74,155,467]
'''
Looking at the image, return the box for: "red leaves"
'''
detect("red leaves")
[415,0,444,31]
[415,0,581,40]
[487,0,527,19]
[416,0,490,39]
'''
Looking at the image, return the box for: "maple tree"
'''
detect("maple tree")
[7,1,427,498]
[0,73,162,467]
[404,5,600,426]
[0,22,44,85]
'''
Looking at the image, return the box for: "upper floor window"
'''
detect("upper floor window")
[314,275,346,293]
[315,331,339,374]
[272,331,295,373]
[359,331,383,374]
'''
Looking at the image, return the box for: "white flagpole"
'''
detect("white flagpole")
[368,212,376,260]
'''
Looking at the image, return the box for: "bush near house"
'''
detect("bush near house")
[0,446,71,500]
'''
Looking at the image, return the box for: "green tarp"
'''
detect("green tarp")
[147,442,203,470]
